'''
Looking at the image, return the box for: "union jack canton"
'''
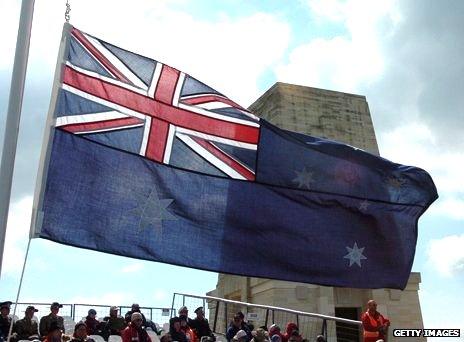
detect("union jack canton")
[56,26,260,180]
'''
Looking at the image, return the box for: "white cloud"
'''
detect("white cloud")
[427,234,464,277]
[121,262,144,273]
[1,195,33,275]
[10,0,290,107]
[430,197,464,221]
[277,0,399,92]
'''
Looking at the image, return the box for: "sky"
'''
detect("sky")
[0,0,463,338]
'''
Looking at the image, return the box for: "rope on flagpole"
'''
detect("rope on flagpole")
[65,0,71,22]
[6,238,32,342]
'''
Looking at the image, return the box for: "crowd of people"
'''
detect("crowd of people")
[1,299,390,342]
[223,311,325,342]
[0,302,158,342]
[0,302,220,342]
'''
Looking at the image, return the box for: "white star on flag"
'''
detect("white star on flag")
[293,167,314,189]
[343,242,367,267]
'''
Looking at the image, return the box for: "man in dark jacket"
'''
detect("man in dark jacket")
[84,309,100,335]
[0,301,13,342]
[190,307,214,341]
[226,313,251,342]
[39,302,65,337]
[14,306,39,340]
[177,306,194,327]
[102,306,126,338]
[124,304,147,327]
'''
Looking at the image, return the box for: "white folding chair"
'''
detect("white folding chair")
[108,335,123,342]
[89,335,106,342]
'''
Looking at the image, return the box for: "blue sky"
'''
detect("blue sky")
[0,0,463,338]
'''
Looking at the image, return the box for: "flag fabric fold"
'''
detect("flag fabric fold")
[32,25,438,289]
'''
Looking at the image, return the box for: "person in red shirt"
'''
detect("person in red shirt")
[268,324,284,342]
[361,300,390,342]
[121,313,152,342]
[282,323,302,342]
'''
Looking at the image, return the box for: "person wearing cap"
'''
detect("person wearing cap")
[13,306,39,341]
[226,313,251,342]
[168,317,187,342]
[190,307,214,341]
[84,309,100,336]
[102,306,126,338]
[39,302,65,338]
[177,306,194,328]
[0,301,13,341]
[121,313,151,342]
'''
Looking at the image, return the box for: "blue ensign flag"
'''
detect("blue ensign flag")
[32,24,438,289]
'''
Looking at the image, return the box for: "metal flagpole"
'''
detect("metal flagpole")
[0,0,35,278]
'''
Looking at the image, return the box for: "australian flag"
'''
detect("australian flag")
[31,24,438,289]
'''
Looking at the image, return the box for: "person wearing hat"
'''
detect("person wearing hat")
[121,313,151,342]
[177,306,194,328]
[102,306,126,339]
[13,305,39,340]
[190,307,214,341]
[84,309,99,336]
[0,301,13,341]
[39,302,65,338]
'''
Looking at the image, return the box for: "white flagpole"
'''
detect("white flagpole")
[0,0,35,278]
